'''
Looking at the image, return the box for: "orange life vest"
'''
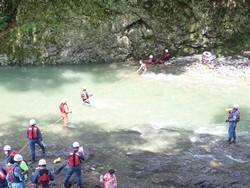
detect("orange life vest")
[68,152,81,167]
[27,126,38,139]
[38,169,50,186]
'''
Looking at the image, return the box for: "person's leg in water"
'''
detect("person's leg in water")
[61,113,68,128]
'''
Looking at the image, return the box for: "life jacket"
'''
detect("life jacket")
[103,173,117,188]
[6,150,17,165]
[7,166,21,183]
[37,169,50,186]
[27,125,38,139]
[59,103,66,113]
[0,170,6,181]
[68,152,81,167]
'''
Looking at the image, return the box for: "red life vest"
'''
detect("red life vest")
[38,169,50,186]
[7,166,21,183]
[27,126,38,139]
[0,170,6,180]
[68,152,81,167]
[59,103,66,113]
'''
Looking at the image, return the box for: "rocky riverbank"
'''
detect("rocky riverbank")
[147,55,250,81]
[19,128,250,188]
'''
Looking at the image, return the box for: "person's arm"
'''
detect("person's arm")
[31,169,39,183]
[14,167,25,182]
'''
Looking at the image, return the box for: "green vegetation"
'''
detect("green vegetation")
[0,0,249,65]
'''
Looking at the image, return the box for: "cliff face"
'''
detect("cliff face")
[0,0,249,65]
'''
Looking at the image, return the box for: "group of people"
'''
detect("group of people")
[59,88,92,128]
[0,88,118,188]
[136,49,172,74]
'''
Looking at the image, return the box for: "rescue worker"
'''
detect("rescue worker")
[136,55,155,74]
[6,154,25,188]
[3,145,16,165]
[81,88,93,104]
[0,167,7,188]
[31,159,54,188]
[59,98,71,128]
[3,145,29,181]
[27,119,45,162]
[100,169,118,188]
[64,141,85,188]
[157,49,172,64]
[226,104,240,144]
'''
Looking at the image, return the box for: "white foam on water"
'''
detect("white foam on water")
[192,154,216,160]
[142,72,177,81]
[194,124,226,136]
[225,155,248,163]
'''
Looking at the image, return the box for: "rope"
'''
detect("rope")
[18,117,62,154]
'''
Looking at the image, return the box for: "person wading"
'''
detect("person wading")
[31,159,54,188]
[226,104,240,144]
[81,88,93,105]
[59,98,71,128]
[64,141,85,188]
[27,119,45,162]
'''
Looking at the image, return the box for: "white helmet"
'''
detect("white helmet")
[3,145,11,151]
[149,55,153,59]
[165,49,169,52]
[38,159,47,166]
[72,141,80,148]
[14,154,23,162]
[29,119,36,126]
[62,98,68,103]
[233,104,239,109]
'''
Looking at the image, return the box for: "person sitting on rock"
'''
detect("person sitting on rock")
[31,159,54,188]
[156,49,172,64]
[136,55,155,74]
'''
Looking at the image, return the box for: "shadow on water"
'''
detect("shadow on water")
[0,117,250,187]
[0,63,128,92]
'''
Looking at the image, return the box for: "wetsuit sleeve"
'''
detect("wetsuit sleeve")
[31,169,40,183]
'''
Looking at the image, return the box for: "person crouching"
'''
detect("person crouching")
[31,159,54,188]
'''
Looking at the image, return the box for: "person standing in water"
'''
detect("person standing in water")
[59,98,71,128]
[100,169,118,188]
[226,104,240,144]
[136,55,155,74]
[81,88,93,104]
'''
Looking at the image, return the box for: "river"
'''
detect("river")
[0,63,249,187]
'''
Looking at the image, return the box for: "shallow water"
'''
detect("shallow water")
[0,64,250,149]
